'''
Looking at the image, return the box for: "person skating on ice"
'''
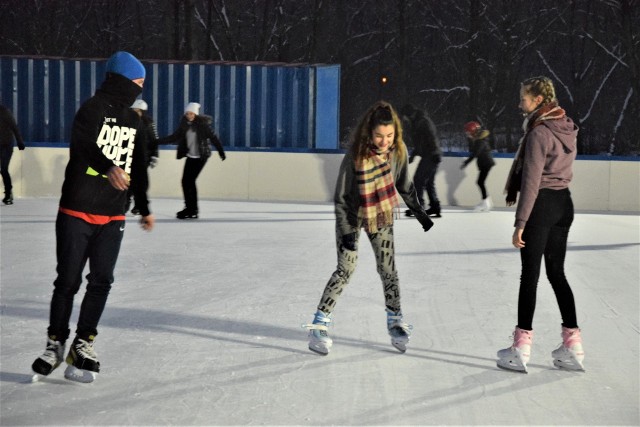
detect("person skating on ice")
[461,121,495,212]
[31,51,154,383]
[497,76,584,373]
[157,102,226,219]
[304,101,434,355]
[400,104,442,218]
[128,98,159,215]
[0,104,25,205]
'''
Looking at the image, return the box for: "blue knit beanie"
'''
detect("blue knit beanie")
[105,51,146,80]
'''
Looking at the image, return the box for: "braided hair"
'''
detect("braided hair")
[521,76,557,106]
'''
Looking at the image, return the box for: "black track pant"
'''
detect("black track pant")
[48,212,124,342]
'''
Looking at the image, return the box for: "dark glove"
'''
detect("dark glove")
[460,161,467,170]
[341,232,357,251]
[432,154,442,164]
[414,210,434,232]
[219,152,226,161]
[409,155,415,164]
[505,190,518,207]
[18,144,25,151]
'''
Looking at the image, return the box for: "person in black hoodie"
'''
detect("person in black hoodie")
[157,102,226,219]
[400,104,442,218]
[31,51,154,383]
[0,104,25,205]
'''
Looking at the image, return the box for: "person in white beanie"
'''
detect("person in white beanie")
[157,101,226,219]
[128,99,159,215]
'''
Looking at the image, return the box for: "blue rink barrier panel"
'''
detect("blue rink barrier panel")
[0,56,340,150]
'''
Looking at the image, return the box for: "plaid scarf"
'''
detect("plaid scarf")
[504,102,566,203]
[357,149,400,233]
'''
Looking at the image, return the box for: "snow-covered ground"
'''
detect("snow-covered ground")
[1,197,638,426]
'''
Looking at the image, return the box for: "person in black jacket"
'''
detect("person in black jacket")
[31,51,154,383]
[157,102,226,219]
[0,104,25,205]
[128,99,159,215]
[400,104,442,218]
[461,121,495,212]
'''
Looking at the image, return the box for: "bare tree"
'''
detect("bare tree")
[0,0,637,154]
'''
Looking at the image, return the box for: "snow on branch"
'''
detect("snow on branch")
[581,60,620,123]
[609,87,634,155]
[419,86,470,94]
[584,32,628,68]
[536,50,573,103]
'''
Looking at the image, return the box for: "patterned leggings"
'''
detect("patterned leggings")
[317,226,401,314]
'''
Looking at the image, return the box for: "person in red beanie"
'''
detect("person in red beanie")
[31,51,154,383]
[461,121,495,211]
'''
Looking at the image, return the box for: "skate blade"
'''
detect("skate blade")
[497,360,528,374]
[64,365,97,383]
[308,343,330,356]
[391,338,408,353]
[553,359,585,372]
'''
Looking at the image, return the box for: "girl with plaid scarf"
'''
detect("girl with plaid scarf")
[305,101,434,356]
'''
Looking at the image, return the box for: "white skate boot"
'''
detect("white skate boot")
[303,310,333,355]
[387,309,412,353]
[552,326,585,371]
[473,196,493,212]
[497,326,533,373]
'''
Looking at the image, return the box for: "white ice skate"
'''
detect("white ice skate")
[552,327,585,371]
[387,310,412,353]
[497,327,533,373]
[303,310,333,355]
[473,196,493,212]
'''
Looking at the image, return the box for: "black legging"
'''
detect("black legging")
[182,157,207,212]
[517,188,577,330]
[477,167,491,199]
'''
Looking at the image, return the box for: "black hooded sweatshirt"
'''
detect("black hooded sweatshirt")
[59,73,150,217]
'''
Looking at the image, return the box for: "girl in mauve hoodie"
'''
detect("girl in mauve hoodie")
[497,76,585,373]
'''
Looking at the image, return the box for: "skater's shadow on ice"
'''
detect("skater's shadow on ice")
[0,371,71,385]
[399,241,640,256]
[5,301,511,372]
[152,216,334,224]
[334,366,568,425]
[2,300,311,356]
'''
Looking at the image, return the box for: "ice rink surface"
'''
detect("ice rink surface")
[1,197,638,426]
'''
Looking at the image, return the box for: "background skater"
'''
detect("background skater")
[461,121,495,212]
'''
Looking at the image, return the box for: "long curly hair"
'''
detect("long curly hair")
[349,101,407,165]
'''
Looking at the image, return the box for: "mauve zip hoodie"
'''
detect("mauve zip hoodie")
[515,116,578,229]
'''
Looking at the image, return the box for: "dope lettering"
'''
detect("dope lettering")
[96,123,137,173]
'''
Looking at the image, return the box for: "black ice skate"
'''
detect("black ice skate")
[2,192,13,205]
[32,336,65,379]
[64,336,100,383]
[176,208,198,219]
